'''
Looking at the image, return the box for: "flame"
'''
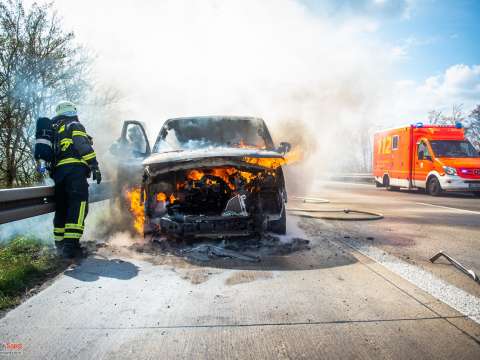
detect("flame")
[125,187,145,234]
[169,194,177,203]
[187,169,204,181]
[239,170,256,183]
[242,157,285,169]
[234,139,264,149]
[284,146,303,164]
[156,192,167,202]
[243,145,303,168]
[182,167,266,190]
[210,167,237,189]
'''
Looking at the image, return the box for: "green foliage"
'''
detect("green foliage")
[0,0,90,187]
[0,236,61,310]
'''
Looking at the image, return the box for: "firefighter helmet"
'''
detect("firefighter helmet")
[55,101,77,117]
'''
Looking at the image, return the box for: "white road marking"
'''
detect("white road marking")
[415,202,480,215]
[340,237,480,325]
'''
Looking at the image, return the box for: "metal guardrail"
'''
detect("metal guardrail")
[0,182,112,225]
[328,173,375,184]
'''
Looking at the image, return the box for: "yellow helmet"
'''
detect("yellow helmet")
[55,101,77,116]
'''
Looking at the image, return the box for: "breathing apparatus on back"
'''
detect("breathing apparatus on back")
[34,117,54,175]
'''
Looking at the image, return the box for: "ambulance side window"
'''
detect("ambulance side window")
[392,135,399,150]
[417,141,430,160]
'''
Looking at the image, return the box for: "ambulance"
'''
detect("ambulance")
[373,123,480,196]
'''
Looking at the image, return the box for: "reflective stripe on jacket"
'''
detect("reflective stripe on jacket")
[52,115,98,168]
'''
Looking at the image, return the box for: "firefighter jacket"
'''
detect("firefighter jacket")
[52,115,98,169]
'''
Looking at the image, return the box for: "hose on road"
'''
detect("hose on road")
[287,196,384,221]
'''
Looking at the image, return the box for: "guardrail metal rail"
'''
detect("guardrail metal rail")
[0,182,112,225]
[328,173,374,184]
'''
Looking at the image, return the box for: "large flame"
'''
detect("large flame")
[243,145,303,169]
[242,157,284,169]
[125,187,145,234]
[186,167,255,190]
[284,146,303,164]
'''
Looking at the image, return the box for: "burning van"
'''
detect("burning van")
[111,116,292,239]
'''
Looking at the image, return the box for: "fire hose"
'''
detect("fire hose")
[287,196,384,221]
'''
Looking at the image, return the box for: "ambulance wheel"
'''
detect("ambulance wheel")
[427,177,442,196]
[382,175,390,187]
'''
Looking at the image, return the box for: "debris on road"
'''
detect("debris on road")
[181,244,261,262]
[146,234,311,263]
[430,251,479,283]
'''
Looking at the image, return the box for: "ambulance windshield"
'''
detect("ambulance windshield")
[430,140,480,158]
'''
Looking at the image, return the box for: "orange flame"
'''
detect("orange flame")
[187,169,204,181]
[210,168,237,190]
[125,187,145,234]
[243,146,303,168]
[242,157,285,169]
[156,192,167,202]
[284,146,303,165]
[234,139,264,149]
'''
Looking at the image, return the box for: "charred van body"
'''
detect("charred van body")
[112,116,291,239]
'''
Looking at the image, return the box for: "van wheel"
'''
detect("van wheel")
[427,177,442,196]
[268,207,286,235]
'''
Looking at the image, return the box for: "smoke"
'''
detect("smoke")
[0,214,54,244]
[35,0,394,191]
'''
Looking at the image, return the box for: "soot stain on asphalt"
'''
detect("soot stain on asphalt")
[225,271,273,285]
[175,268,222,285]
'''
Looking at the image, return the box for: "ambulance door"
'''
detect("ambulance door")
[413,139,434,188]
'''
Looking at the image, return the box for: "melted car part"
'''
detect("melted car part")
[222,194,248,217]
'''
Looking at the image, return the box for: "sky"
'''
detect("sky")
[302,0,480,81]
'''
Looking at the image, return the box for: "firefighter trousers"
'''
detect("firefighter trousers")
[53,165,89,247]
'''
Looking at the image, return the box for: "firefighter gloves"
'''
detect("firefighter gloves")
[90,165,102,184]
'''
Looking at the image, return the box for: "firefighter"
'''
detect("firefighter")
[51,101,101,258]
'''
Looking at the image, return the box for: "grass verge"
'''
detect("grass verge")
[0,236,64,311]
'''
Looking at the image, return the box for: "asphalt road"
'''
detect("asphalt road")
[1,181,480,359]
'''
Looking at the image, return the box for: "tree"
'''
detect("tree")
[0,0,90,187]
[428,104,465,125]
[467,104,480,149]
[427,104,480,150]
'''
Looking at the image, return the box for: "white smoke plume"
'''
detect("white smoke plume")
[5,0,403,245]
[33,0,395,188]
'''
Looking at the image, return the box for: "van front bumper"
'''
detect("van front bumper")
[439,175,480,192]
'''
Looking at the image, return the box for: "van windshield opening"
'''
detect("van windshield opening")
[153,117,271,152]
[430,140,479,158]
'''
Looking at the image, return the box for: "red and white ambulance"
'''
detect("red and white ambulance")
[373,123,480,196]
